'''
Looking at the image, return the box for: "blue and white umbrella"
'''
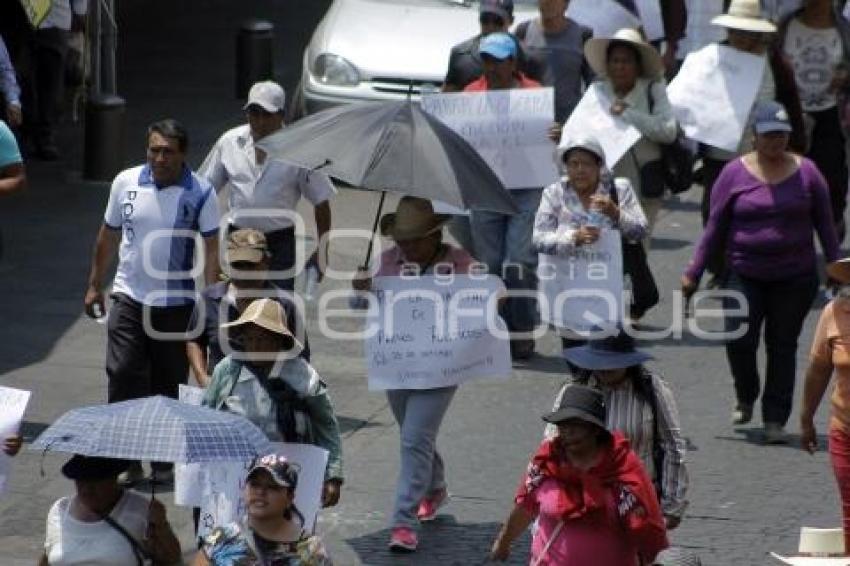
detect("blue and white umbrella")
[31,396,272,463]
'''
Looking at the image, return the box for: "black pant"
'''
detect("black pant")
[700,156,729,278]
[20,27,68,148]
[106,294,193,403]
[807,106,848,242]
[107,294,193,471]
[723,270,818,426]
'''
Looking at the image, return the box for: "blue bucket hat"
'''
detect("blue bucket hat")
[479,32,517,61]
[562,329,653,370]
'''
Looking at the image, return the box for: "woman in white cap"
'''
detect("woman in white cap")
[351,196,476,553]
[799,257,850,554]
[698,0,806,285]
[533,135,649,327]
[490,385,668,565]
[583,27,678,242]
[778,0,850,241]
[193,453,332,565]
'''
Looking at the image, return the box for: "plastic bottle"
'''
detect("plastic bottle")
[303,264,320,301]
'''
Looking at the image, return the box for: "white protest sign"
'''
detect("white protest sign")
[561,83,642,169]
[197,443,328,539]
[174,384,205,507]
[667,44,766,151]
[635,0,664,41]
[421,88,558,189]
[365,275,512,391]
[0,386,31,494]
[538,229,623,332]
[566,0,641,38]
[679,0,724,56]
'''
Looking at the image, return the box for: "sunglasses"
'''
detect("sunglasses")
[480,14,505,26]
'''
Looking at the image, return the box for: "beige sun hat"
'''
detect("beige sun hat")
[379,196,450,242]
[828,258,850,285]
[220,298,302,349]
[584,28,664,80]
[712,0,777,34]
[770,527,850,565]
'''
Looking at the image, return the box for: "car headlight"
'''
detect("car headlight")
[311,54,360,86]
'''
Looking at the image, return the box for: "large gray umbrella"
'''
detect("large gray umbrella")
[257,100,517,215]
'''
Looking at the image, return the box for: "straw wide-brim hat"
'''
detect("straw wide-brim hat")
[770,527,850,565]
[828,258,850,285]
[221,298,303,349]
[584,28,665,80]
[712,0,777,34]
[380,197,450,242]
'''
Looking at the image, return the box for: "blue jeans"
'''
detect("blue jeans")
[723,270,819,426]
[470,189,542,334]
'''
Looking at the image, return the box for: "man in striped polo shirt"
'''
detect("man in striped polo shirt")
[83,119,220,484]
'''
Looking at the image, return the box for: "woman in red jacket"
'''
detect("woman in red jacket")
[490,385,668,565]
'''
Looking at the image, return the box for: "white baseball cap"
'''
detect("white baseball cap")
[243,81,286,113]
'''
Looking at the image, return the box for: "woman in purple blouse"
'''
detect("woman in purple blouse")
[681,100,840,444]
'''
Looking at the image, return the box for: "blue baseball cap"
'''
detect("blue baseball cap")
[753,100,792,134]
[479,32,517,61]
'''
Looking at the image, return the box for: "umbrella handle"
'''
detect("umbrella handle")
[363,191,387,269]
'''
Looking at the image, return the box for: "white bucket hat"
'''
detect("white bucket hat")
[770,527,850,565]
[712,0,777,34]
[584,28,664,80]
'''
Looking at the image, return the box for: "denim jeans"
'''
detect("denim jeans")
[470,189,542,335]
[723,270,818,426]
[386,386,457,528]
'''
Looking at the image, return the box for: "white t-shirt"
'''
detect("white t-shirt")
[784,19,844,112]
[103,164,220,306]
[44,491,149,565]
[201,124,335,233]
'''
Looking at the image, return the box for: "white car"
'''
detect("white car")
[290,0,538,118]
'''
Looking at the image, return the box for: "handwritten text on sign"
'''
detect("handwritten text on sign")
[422,88,558,189]
[365,275,512,390]
[667,44,766,152]
[0,386,31,494]
[197,443,328,539]
[538,229,624,332]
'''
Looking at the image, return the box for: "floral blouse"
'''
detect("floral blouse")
[533,175,648,256]
[203,522,333,566]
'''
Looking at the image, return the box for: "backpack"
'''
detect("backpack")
[646,80,696,195]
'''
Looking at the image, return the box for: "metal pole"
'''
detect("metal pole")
[88,0,101,97]
[101,0,117,95]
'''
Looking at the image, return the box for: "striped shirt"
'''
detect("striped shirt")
[545,370,689,519]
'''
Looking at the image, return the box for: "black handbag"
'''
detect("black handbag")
[646,81,696,195]
[608,182,660,319]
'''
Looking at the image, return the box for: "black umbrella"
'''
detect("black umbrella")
[257,100,518,265]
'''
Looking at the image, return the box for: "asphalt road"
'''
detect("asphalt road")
[0,1,843,564]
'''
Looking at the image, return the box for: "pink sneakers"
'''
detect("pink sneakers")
[417,488,450,522]
[388,526,418,552]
